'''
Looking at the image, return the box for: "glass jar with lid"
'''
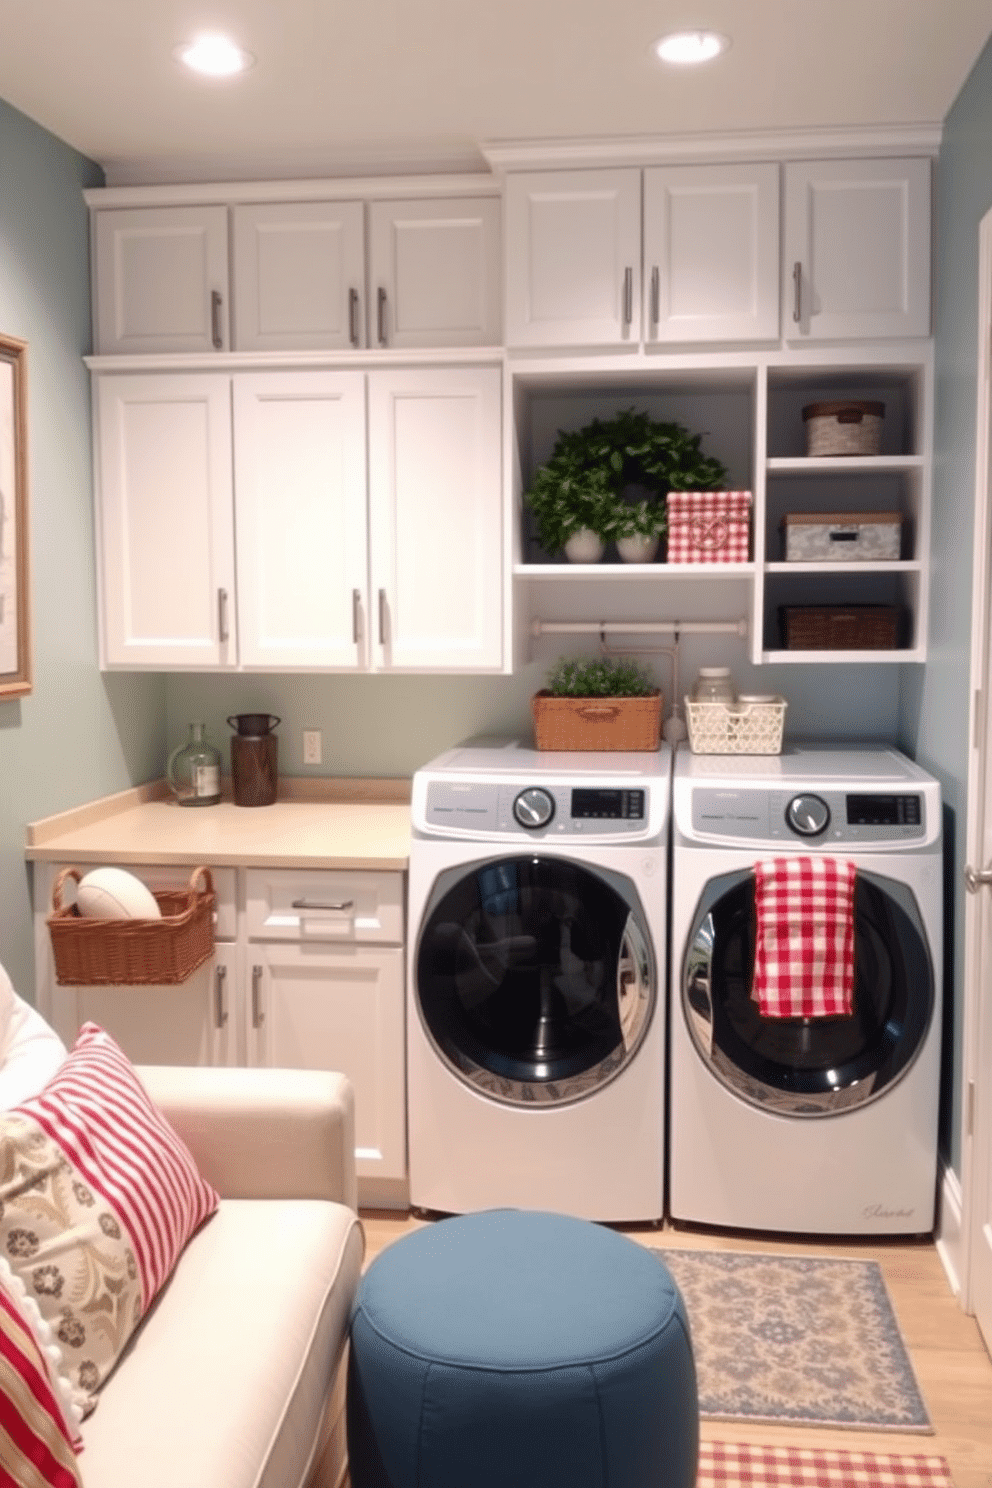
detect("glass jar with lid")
[690,667,737,705]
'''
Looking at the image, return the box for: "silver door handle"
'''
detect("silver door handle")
[211,289,224,349]
[378,588,388,645]
[349,287,360,347]
[352,588,362,644]
[792,261,802,323]
[218,587,229,643]
[214,963,228,1028]
[650,265,660,327]
[622,266,633,327]
[252,964,265,1027]
[291,898,354,912]
[964,863,992,892]
[377,286,388,345]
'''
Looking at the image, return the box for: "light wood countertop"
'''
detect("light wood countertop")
[26,778,412,871]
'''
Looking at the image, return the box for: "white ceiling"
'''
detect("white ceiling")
[0,0,990,184]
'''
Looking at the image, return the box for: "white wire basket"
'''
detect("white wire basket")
[684,696,787,755]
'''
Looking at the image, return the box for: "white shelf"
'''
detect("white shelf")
[764,560,920,576]
[514,563,755,579]
[763,647,924,665]
[766,455,924,475]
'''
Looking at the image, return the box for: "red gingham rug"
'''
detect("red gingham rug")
[698,1443,954,1488]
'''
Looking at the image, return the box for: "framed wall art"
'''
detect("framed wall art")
[0,333,30,698]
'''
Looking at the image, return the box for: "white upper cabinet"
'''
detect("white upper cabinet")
[95,373,236,668]
[504,169,641,349]
[94,206,229,354]
[643,163,780,344]
[367,197,502,348]
[233,372,369,668]
[232,201,366,350]
[784,158,931,341]
[368,366,503,672]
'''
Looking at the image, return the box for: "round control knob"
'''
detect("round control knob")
[786,793,830,837]
[513,787,555,830]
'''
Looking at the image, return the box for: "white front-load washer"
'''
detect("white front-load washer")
[407,737,672,1222]
[669,742,942,1236]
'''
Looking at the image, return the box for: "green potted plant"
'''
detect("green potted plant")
[532,655,663,752]
[524,408,728,564]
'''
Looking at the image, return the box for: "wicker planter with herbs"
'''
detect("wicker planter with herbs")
[531,656,663,752]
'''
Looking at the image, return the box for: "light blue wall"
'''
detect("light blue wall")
[907,31,992,1173]
[0,99,166,997]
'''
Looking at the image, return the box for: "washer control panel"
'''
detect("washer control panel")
[424,780,651,837]
[691,787,927,844]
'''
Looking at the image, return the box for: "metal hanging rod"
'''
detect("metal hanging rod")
[530,618,748,638]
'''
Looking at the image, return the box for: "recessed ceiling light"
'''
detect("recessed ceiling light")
[654,30,730,66]
[174,34,255,78]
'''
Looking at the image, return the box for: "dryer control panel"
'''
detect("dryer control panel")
[691,787,927,844]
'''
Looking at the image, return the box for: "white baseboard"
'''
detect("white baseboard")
[935,1158,964,1300]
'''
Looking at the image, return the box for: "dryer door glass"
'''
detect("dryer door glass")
[416,855,654,1107]
[683,868,933,1116]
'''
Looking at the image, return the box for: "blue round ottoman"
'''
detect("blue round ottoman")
[347,1210,697,1488]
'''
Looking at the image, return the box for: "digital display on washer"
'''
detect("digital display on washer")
[571,788,645,820]
[846,793,923,828]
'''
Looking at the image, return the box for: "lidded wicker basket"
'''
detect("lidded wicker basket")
[803,401,885,457]
[531,691,663,752]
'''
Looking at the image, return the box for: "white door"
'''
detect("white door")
[95,373,236,669]
[643,163,780,344]
[233,371,369,669]
[231,200,366,350]
[504,169,641,348]
[247,944,406,1188]
[367,196,501,348]
[367,366,503,672]
[962,208,992,1355]
[93,205,229,354]
[784,158,931,341]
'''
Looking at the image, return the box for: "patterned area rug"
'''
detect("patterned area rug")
[658,1250,932,1432]
[698,1444,953,1488]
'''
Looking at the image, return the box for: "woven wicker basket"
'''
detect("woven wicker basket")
[47,866,216,986]
[780,606,900,651]
[685,697,787,755]
[531,691,662,752]
[803,401,885,457]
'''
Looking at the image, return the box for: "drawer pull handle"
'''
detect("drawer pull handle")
[252,964,264,1027]
[214,963,228,1029]
[291,898,355,912]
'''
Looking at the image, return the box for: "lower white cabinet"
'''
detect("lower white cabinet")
[32,861,408,1208]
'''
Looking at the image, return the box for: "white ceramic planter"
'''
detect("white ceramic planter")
[564,529,605,563]
[616,534,660,564]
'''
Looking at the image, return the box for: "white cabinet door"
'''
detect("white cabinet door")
[95,374,237,669]
[504,169,641,348]
[231,200,366,350]
[784,158,931,341]
[367,196,501,348]
[368,366,503,672]
[247,943,406,1187]
[643,163,780,344]
[93,205,229,354]
[233,371,369,669]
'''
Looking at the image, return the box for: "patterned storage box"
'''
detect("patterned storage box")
[782,512,902,562]
[666,491,752,564]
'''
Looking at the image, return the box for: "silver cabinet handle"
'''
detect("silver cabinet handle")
[291,898,355,911]
[792,261,802,323]
[214,963,228,1028]
[211,289,224,349]
[251,964,265,1028]
[218,587,229,643]
[622,267,633,327]
[352,587,362,644]
[650,265,660,327]
[378,588,388,645]
[964,863,992,892]
[349,287,360,347]
[377,286,388,345]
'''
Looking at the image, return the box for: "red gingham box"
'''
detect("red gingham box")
[666,490,752,564]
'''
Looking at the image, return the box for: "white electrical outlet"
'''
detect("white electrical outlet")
[303,729,322,766]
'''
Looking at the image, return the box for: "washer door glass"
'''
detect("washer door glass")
[416,855,654,1107]
[684,867,933,1116]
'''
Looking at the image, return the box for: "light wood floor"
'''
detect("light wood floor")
[357,1210,992,1488]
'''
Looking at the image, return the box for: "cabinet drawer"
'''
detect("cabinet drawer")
[246,868,404,943]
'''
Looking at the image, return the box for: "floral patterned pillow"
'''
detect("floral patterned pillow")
[0,1262,83,1486]
[0,1023,219,1416]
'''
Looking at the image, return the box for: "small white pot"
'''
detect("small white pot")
[616,533,660,564]
[564,529,605,563]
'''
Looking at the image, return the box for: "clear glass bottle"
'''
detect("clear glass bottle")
[691,667,737,705]
[166,722,222,806]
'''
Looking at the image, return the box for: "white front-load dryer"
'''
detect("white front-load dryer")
[407,738,672,1223]
[669,743,942,1236]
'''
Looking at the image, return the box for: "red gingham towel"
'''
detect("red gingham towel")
[697,1442,953,1488]
[666,490,752,563]
[752,856,856,1018]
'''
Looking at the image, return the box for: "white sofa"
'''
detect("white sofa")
[77,1062,365,1488]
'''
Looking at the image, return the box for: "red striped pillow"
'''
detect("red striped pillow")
[0,1023,218,1413]
[0,1272,83,1487]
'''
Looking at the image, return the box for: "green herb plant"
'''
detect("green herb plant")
[525,407,728,555]
[546,655,657,699]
